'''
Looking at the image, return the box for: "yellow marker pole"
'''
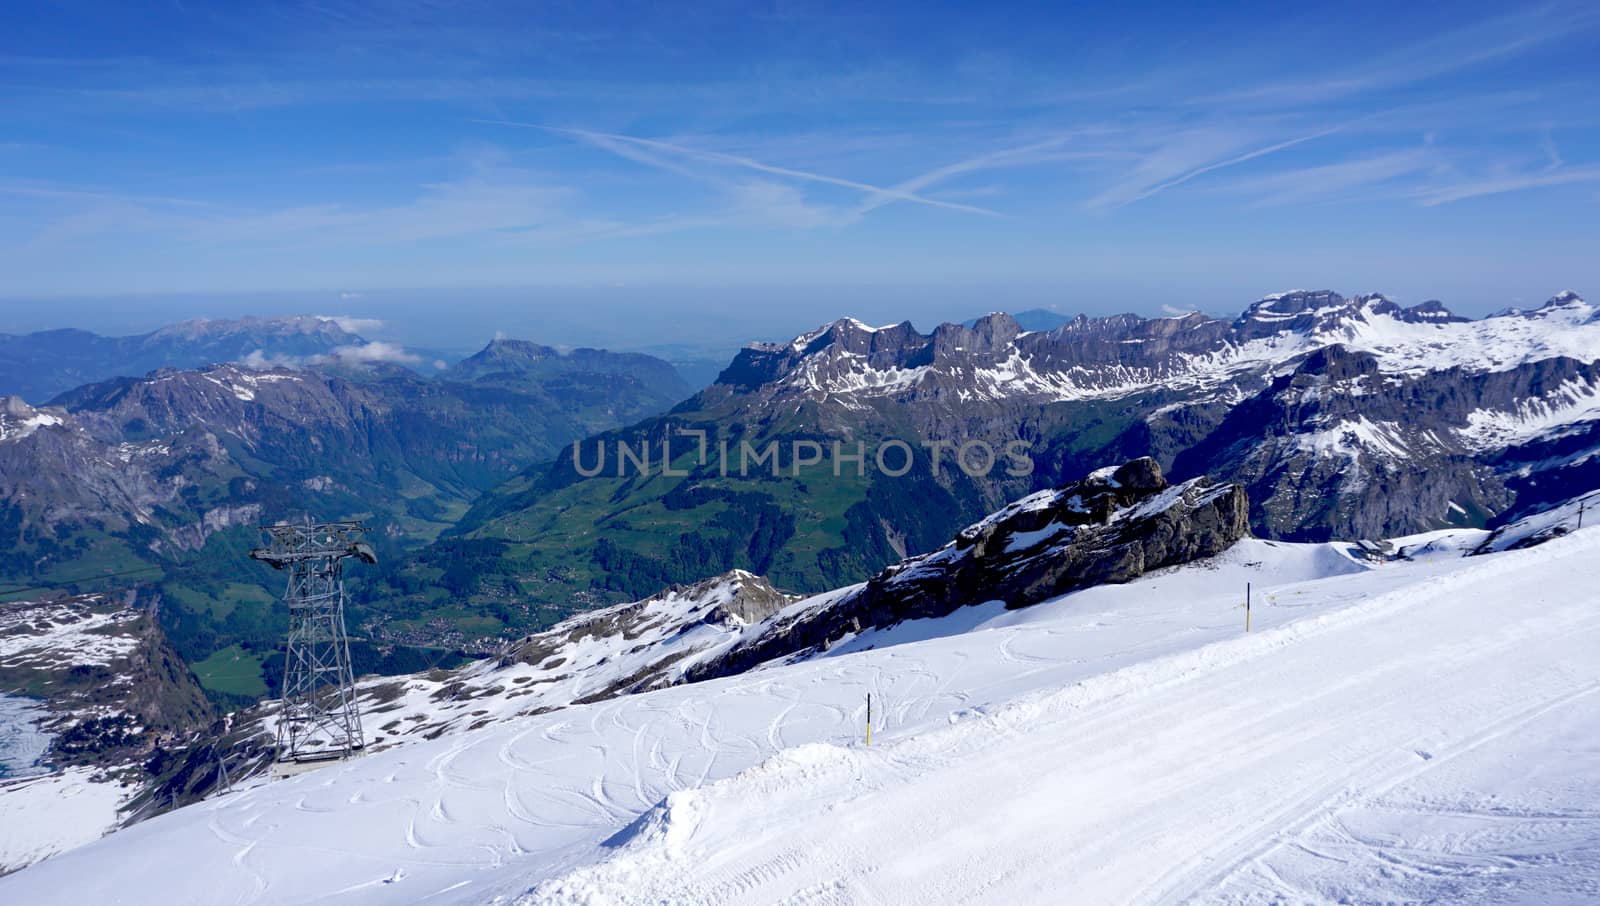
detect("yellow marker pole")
[1245,582,1252,633]
[866,693,872,746]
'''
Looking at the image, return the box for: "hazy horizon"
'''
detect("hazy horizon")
[1,278,1591,364]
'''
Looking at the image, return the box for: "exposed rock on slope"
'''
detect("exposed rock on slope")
[685,458,1249,682]
[491,569,796,704]
[0,593,214,763]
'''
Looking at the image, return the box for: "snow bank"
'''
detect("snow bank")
[2,532,1596,903]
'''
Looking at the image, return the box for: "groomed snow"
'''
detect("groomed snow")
[2,533,1597,903]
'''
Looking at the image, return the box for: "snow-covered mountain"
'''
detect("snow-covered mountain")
[716,290,1600,406]
[3,488,1596,903]
[451,289,1600,617]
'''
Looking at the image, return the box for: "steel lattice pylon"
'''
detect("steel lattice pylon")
[250,520,377,763]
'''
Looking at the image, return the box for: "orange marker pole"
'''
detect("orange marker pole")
[866,693,872,746]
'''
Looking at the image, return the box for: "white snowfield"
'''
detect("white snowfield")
[3,532,1598,904]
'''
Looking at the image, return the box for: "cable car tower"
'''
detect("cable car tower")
[250,520,377,764]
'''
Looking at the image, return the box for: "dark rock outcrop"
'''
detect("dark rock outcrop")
[684,458,1249,682]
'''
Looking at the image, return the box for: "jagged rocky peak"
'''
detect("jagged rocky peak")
[1527,289,1591,317]
[931,312,1022,356]
[1488,290,1592,320]
[702,569,797,624]
[801,317,923,360]
[1235,290,1377,340]
[685,459,1250,681]
[643,568,795,626]
[1339,294,1466,325]
[1238,288,1343,320]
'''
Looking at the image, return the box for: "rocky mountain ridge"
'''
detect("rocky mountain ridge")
[717,289,1595,408]
[448,289,1600,616]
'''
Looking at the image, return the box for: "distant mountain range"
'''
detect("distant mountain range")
[0,316,376,404]
[0,316,701,405]
[428,289,1600,640]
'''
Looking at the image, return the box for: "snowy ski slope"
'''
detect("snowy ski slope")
[2,531,1596,904]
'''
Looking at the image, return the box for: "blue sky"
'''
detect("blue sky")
[2,0,1598,339]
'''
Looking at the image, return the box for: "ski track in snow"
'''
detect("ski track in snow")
[2,534,1597,904]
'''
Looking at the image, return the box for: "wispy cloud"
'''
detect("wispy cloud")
[190,164,573,246]
[851,134,1079,217]
[1197,5,1600,108]
[1419,165,1600,205]
[3,1,1596,295]
[1218,149,1439,207]
[483,120,1004,219]
[0,181,216,209]
[325,341,419,365]
[1084,124,1347,209]
[241,340,420,370]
